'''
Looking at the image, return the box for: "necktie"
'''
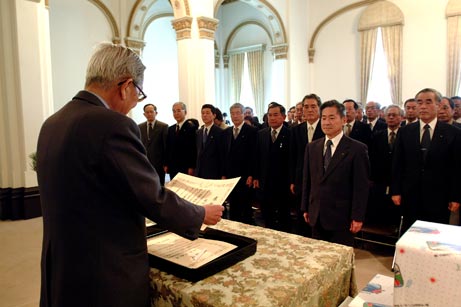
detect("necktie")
[233,127,239,140]
[308,125,314,143]
[175,124,179,135]
[271,129,277,143]
[324,139,333,172]
[345,123,352,136]
[203,127,208,145]
[369,122,373,131]
[421,124,431,160]
[389,131,396,150]
[148,123,153,140]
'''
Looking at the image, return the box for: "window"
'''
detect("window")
[239,53,256,114]
[366,28,393,107]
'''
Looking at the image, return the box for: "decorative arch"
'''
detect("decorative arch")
[142,12,174,39]
[223,20,272,57]
[88,0,121,43]
[214,0,287,46]
[308,0,379,63]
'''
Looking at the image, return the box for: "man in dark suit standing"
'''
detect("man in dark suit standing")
[254,103,292,232]
[223,103,258,224]
[290,94,324,235]
[301,100,370,246]
[195,104,225,179]
[343,99,372,147]
[36,43,223,307]
[138,104,168,185]
[401,98,419,126]
[165,102,197,180]
[391,88,461,231]
[365,101,387,133]
[438,96,461,129]
[368,105,403,226]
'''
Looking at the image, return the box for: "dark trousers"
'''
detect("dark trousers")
[312,222,355,247]
[228,181,254,224]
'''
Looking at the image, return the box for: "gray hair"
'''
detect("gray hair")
[230,103,244,113]
[173,102,187,112]
[85,43,145,89]
[385,104,404,116]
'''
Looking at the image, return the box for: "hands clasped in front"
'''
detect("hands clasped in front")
[203,205,225,225]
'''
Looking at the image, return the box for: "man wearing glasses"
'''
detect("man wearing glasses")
[36,43,224,307]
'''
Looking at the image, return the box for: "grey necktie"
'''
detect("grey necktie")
[203,127,208,145]
[271,129,277,143]
[148,123,153,140]
[389,131,396,150]
[345,123,352,136]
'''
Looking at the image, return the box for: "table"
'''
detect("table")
[394,220,461,306]
[149,219,358,307]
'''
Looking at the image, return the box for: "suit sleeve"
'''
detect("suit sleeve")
[351,143,370,222]
[300,143,311,212]
[104,118,204,239]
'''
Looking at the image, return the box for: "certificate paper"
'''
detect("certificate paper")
[147,232,237,269]
[165,173,240,206]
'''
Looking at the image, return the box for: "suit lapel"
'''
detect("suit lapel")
[322,136,350,180]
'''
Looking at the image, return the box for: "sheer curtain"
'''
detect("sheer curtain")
[247,50,264,118]
[382,25,402,105]
[447,15,461,96]
[229,53,244,104]
[360,28,377,104]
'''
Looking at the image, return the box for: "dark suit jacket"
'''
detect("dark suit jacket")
[290,122,324,190]
[223,123,257,180]
[36,91,204,307]
[166,119,197,178]
[138,120,168,184]
[348,120,372,148]
[195,124,225,179]
[370,118,387,133]
[301,136,370,231]
[369,129,395,185]
[254,126,291,197]
[391,121,461,225]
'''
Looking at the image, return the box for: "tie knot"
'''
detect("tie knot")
[346,124,351,128]
[272,129,277,135]
[326,139,333,146]
[390,131,395,136]
[148,123,152,128]
[424,124,430,130]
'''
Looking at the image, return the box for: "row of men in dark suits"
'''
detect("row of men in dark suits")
[139,88,461,246]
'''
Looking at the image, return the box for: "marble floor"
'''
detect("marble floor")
[0,217,394,307]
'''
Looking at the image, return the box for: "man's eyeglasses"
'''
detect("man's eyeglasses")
[118,80,147,102]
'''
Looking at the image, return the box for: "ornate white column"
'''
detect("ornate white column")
[0,0,52,219]
[171,0,218,121]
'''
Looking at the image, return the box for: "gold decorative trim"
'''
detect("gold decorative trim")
[127,0,142,39]
[308,0,380,63]
[88,0,121,43]
[272,44,288,60]
[197,16,219,40]
[215,50,220,68]
[223,20,272,56]
[222,55,230,69]
[171,16,193,40]
[125,37,146,55]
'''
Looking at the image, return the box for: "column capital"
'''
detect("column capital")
[271,44,288,60]
[196,16,219,40]
[124,37,145,55]
[171,16,193,40]
[222,55,229,69]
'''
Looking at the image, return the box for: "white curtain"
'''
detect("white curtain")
[447,16,461,96]
[382,25,402,105]
[360,28,378,104]
[247,50,264,118]
[229,53,244,104]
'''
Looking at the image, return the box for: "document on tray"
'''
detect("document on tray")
[147,232,237,268]
[165,173,240,206]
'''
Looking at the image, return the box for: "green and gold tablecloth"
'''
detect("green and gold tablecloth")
[149,219,357,307]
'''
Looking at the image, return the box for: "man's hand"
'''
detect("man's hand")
[253,179,260,189]
[290,184,296,195]
[449,202,460,212]
[203,205,224,225]
[187,168,194,176]
[303,212,309,224]
[246,176,253,187]
[350,220,363,233]
[392,195,401,206]
[163,166,168,173]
